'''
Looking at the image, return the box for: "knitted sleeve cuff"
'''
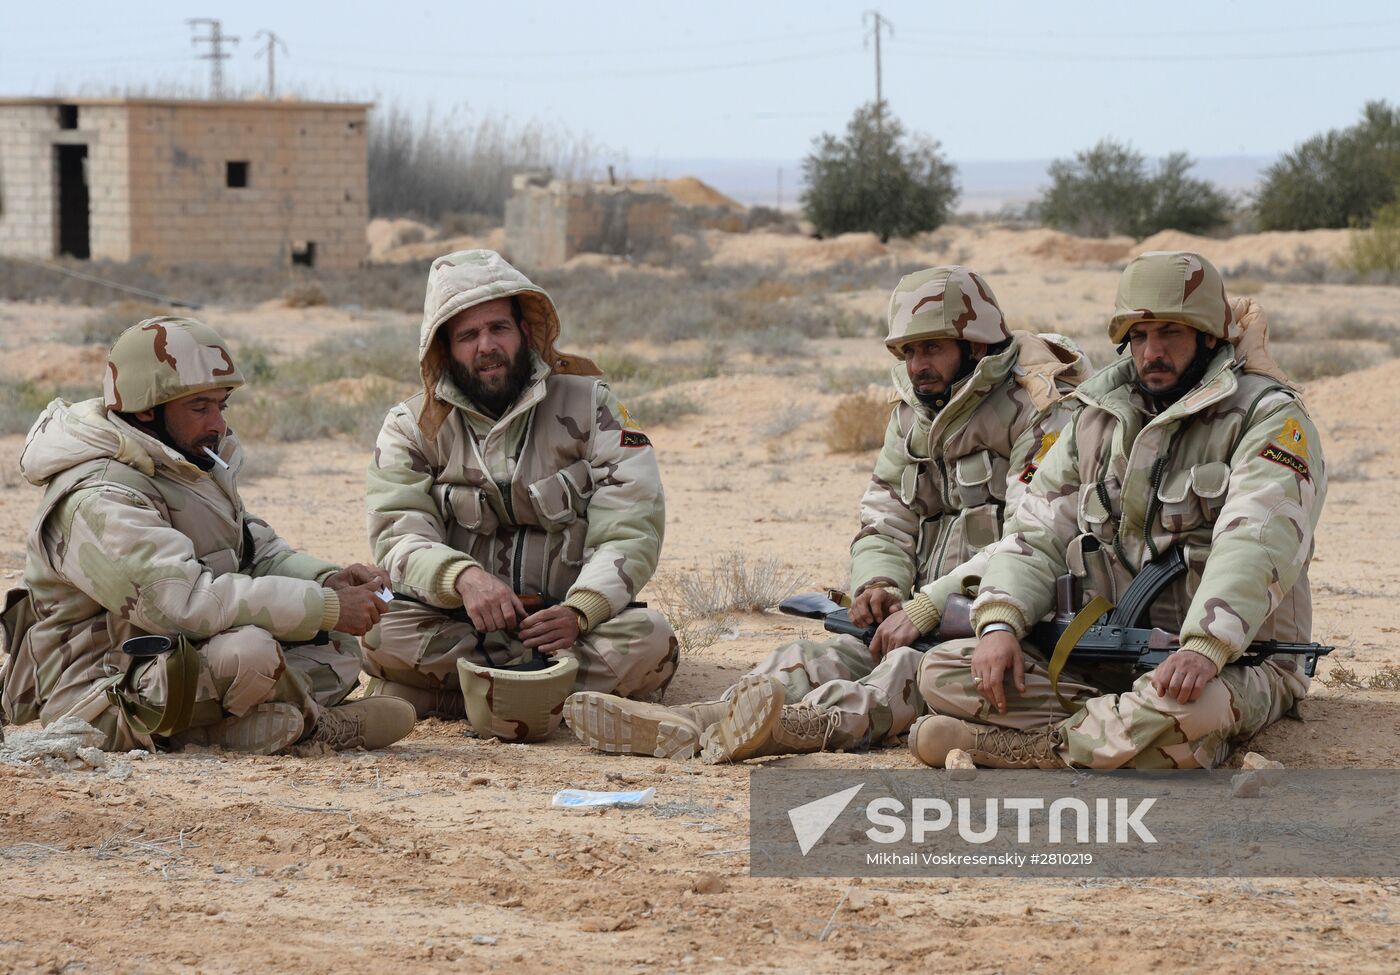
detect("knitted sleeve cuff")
[318,588,341,632]
[902,592,941,635]
[1180,635,1232,673]
[434,558,477,606]
[971,601,1028,639]
[564,589,613,635]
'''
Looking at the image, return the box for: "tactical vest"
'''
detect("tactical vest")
[417,374,601,601]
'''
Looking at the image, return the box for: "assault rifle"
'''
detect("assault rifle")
[778,547,1333,678]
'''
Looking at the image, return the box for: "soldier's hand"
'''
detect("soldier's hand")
[1151,649,1219,704]
[519,605,583,655]
[850,588,901,628]
[333,581,388,635]
[869,609,920,660]
[455,565,526,633]
[970,631,1026,715]
[324,563,391,592]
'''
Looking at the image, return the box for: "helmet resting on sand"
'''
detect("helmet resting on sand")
[457,653,580,743]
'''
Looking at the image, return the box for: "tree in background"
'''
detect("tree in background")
[1346,195,1400,276]
[1037,139,1231,239]
[802,101,958,242]
[1255,101,1400,231]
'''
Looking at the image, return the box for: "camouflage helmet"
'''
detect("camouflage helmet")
[1109,251,1233,343]
[103,317,244,413]
[457,653,580,743]
[885,265,1011,358]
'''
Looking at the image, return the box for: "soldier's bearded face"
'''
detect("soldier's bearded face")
[446,298,533,413]
[903,338,966,396]
[138,390,230,465]
[1128,320,1214,394]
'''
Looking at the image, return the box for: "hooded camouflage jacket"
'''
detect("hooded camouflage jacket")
[849,332,1088,632]
[366,251,663,632]
[971,346,1327,672]
[2,399,341,726]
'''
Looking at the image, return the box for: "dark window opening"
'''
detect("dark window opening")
[57,104,79,129]
[291,241,316,267]
[226,161,249,188]
[56,144,90,259]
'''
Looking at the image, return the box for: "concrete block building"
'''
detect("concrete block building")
[0,97,370,269]
[505,174,673,269]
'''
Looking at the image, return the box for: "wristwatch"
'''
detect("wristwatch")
[979,622,1016,638]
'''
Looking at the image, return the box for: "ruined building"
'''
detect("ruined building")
[0,97,369,269]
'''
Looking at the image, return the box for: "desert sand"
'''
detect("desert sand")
[1,226,1398,973]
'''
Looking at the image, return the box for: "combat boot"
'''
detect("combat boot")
[564,691,729,759]
[364,677,466,720]
[908,714,1066,770]
[699,679,830,764]
[304,697,417,751]
[175,703,305,755]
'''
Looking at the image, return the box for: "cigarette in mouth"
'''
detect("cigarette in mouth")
[203,447,230,470]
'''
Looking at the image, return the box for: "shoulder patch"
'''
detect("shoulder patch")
[1276,417,1309,459]
[1259,443,1310,480]
[1018,463,1037,484]
[620,430,651,448]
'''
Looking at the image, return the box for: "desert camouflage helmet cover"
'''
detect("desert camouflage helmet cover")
[885,265,1011,357]
[457,654,580,743]
[102,317,244,413]
[1109,251,1233,343]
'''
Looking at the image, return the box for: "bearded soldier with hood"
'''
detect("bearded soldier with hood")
[566,265,1089,762]
[1,318,417,753]
[361,250,677,720]
[911,251,1326,770]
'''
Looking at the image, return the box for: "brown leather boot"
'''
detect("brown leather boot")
[305,698,417,751]
[363,677,466,720]
[908,715,1066,769]
[176,703,305,755]
[564,691,732,759]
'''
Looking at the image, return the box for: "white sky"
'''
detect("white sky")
[3,1,1397,168]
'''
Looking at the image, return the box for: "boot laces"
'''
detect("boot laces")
[779,704,838,749]
[310,706,365,750]
[976,724,1062,764]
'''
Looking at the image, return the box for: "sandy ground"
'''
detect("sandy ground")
[2,233,1400,973]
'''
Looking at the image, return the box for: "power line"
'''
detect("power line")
[187,18,238,99]
[254,30,288,98]
[891,39,1400,63]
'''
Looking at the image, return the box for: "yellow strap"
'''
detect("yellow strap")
[1047,595,1114,712]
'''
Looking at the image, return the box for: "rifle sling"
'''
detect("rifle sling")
[106,635,200,738]
[1047,595,1114,712]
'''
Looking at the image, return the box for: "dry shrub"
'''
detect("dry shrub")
[1321,662,1400,690]
[63,300,170,345]
[282,282,330,308]
[740,280,801,303]
[659,551,804,617]
[824,390,891,453]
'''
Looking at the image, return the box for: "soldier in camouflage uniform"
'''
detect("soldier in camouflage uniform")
[361,249,677,721]
[0,318,417,753]
[912,252,1326,770]
[566,266,1088,761]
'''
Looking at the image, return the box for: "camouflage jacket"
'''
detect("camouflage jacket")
[971,347,1327,672]
[2,399,341,726]
[849,332,1087,632]
[366,255,663,633]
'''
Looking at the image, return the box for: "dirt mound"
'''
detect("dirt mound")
[309,375,416,404]
[1132,228,1358,273]
[375,229,505,265]
[11,343,107,387]
[366,218,437,261]
[706,230,888,271]
[1025,229,1134,264]
[629,176,744,211]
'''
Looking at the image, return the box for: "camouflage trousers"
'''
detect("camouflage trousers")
[918,638,1310,769]
[741,635,925,750]
[362,602,678,702]
[55,626,362,751]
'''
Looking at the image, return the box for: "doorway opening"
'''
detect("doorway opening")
[56,144,90,259]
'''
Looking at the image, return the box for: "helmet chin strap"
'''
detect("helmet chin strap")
[1135,332,1218,409]
[914,342,979,413]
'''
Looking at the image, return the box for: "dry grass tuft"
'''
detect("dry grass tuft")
[658,551,804,617]
[282,282,330,308]
[62,300,171,346]
[824,390,892,453]
[1320,662,1400,690]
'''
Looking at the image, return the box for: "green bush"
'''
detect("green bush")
[1255,101,1400,231]
[801,101,959,242]
[1038,140,1230,238]
[1346,197,1400,275]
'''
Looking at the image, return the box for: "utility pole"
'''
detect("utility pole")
[863,10,894,115]
[777,167,783,211]
[254,30,288,98]
[188,18,239,99]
